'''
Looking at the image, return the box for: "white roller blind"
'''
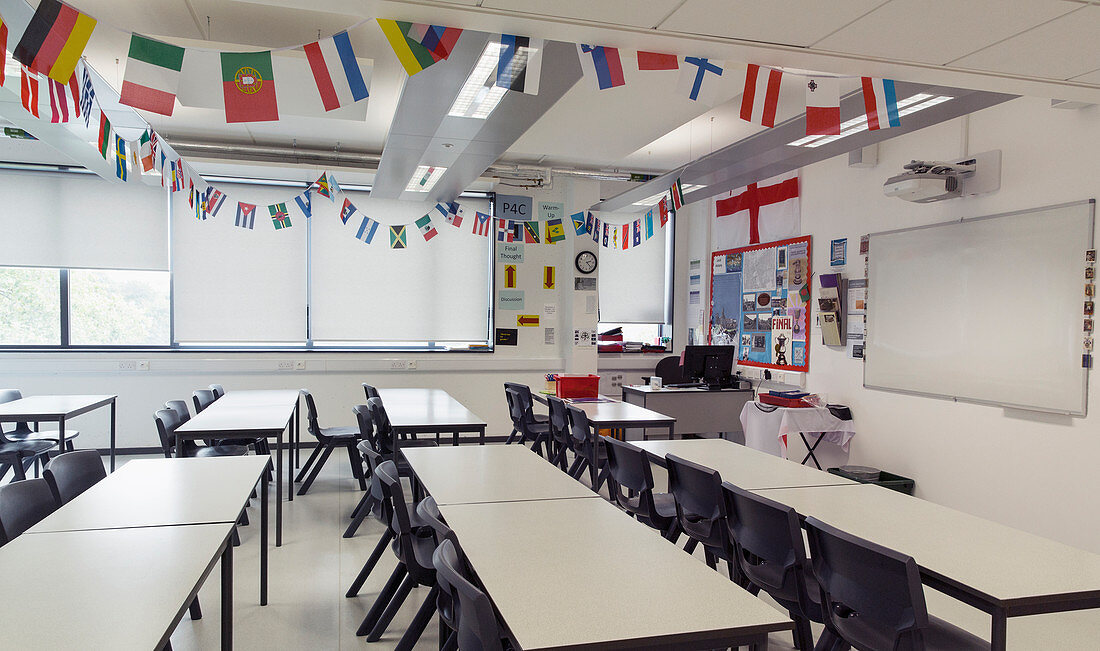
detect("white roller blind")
[0,169,169,270]
[310,194,492,342]
[598,214,669,323]
[171,182,307,344]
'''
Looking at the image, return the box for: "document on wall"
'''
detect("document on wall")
[847,278,867,315]
[544,327,556,345]
[847,315,865,359]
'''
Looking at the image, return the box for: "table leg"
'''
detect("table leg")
[276,430,283,547]
[176,433,184,458]
[669,422,675,441]
[221,540,233,651]
[287,423,294,503]
[260,461,269,606]
[991,609,1007,651]
[109,399,117,471]
[58,417,66,454]
[479,426,485,446]
[294,402,301,469]
[452,431,459,447]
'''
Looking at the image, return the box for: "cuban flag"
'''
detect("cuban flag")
[235,202,256,230]
[472,211,492,237]
[861,77,900,130]
[740,64,783,127]
[340,198,356,224]
[577,44,625,90]
[303,31,369,112]
[805,76,840,135]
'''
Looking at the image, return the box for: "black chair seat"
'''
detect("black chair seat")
[0,439,56,457]
[651,492,677,518]
[6,429,80,444]
[192,444,249,458]
[320,426,360,440]
[925,616,989,650]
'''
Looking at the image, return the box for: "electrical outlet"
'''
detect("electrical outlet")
[406,360,417,370]
[118,361,136,371]
[294,360,306,370]
[277,361,295,370]
[137,360,149,371]
[389,360,407,370]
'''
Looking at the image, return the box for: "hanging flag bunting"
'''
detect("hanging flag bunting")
[0,18,6,87]
[20,66,40,118]
[670,178,685,210]
[472,211,492,237]
[269,203,292,229]
[294,191,312,219]
[496,218,509,242]
[571,212,587,236]
[187,179,196,208]
[636,51,678,71]
[415,214,438,241]
[389,224,407,249]
[120,34,185,115]
[436,201,461,226]
[48,78,70,123]
[740,64,783,127]
[328,173,342,197]
[603,223,609,248]
[171,159,185,192]
[510,220,523,242]
[80,65,93,127]
[377,19,460,77]
[452,204,466,228]
[114,136,128,181]
[612,227,618,249]
[679,57,722,102]
[314,172,334,199]
[303,31,369,112]
[805,76,840,135]
[592,217,601,244]
[14,0,97,83]
[340,198,356,224]
[96,110,110,158]
[66,72,80,120]
[861,77,900,131]
[632,220,642,247]
[355,215,379,243]
[621,224,630,250]
[658,196,670,226]
[206,187,227,218]
[586,212,596,235]
[497,34,543,95]
[645,211,654,239]
[546,217,565,243]
[235,202,256,229]
[523,221,540,244]
[194,187,206,220]
[577,45,626,90]
[138,131,154,171]
[220,51,279,123]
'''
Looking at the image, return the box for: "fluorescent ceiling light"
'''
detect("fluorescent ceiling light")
[404,165,447,193]
[788,94,954,148]
[631,184,705,207]
[448,42,506,120]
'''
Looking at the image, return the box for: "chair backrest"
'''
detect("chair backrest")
[654,356,686,384]
[0,389,28,437]
[154,407,195,458]
[503,386,527,435]
[209,384,225,399]
[504,382,538,427]
[547,396,570,447]
[353,404,377,450]
[416,496,452,543]
[376,461,434,582]
[362,383,380,400]
[722,481,813,613]
[433,538,507,651]
[365,397,394,453]
[192,389,216,414]
[602,436,659,511]
[666,454,728,548]
[0,478,59,545]
[565,405,595,449]
[43,450,106,505]
[164,400,191,423]
[0,389,20,404]
[300,389,323,438]
[805,516,932,651]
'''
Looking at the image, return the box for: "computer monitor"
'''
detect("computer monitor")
[682,345,736,388]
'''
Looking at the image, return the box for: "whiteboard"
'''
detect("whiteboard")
[864,200,1094,415]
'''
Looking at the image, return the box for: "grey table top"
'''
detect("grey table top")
[177,391,299,436]
[0,394,116,419]
[567,398,675,425]
[378,388,486,429]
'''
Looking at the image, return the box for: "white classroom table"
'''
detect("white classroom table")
[28,456,272,605]
[400,445,598,505]
[757,483,1100,650]
[622,384,754,438]
[0,394,117,469]
[377,388,487,447]
[439,497,792,649]
[0,522,236,650]
[176,389,299,546]
[633,438,857,490]
[565,397,677,440]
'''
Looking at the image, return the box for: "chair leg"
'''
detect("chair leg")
[355,563,407,635]
[13,457,27,481]
[441,630,458,651]
[792,614,814,651]
[347,444,367,491]
[294,445,324,482]
[683,537,699,555]
[394,585,440,650]
[363,575,416,640]
[344,494,376,538]
[814,626,847,651]
[345,529,395,597]
[297,445,334,495]
[504,427,520,445]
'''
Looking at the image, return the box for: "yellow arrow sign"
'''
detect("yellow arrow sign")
[543,266,555,289]
[517,314,540,327]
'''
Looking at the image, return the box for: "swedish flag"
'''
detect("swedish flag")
[114,135,127,181]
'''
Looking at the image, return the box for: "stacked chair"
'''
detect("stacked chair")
[503,382,550,453]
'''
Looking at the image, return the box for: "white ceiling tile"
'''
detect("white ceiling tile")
[951,6,1100,81]
[660,0,888,48]
[1071,68,1100,85]
[814,0,1081,65]
[480,0,680,30]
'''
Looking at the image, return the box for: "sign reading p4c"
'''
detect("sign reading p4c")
[495,194,533,220]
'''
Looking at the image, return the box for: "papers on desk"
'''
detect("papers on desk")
[567,397,614,404]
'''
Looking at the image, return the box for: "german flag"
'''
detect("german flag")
[14,0,97,84]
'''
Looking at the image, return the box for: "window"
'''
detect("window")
[597,213,674,349]
[0,267,61,345]
[69,269,170,346]
[596,322,669,346]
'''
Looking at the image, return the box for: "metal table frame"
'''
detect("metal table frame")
[0,395,118,470]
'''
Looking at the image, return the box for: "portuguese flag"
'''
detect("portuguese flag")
[220,51,278,123]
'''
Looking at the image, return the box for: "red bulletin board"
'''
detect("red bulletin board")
[709,235,812,372]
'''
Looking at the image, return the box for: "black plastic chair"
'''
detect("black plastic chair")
[154,408,248,459]
[43,450,105,505]
[505,385,551,457]
[666,454,736,578]
[433,538,513,651]
[805,516,989,651]
[565,405,609,493]
[0,389,80,450]
[362,383,380,400]
[294,390,365,495]
[546,396,573,470]
[602,436,680,541]
[722,482,834,651]
[192,389,216,414]
[209,384,226,399]
[0,478,58,545]
[650,355,687,385]
[0,429,56,483]
[503,382,548,446]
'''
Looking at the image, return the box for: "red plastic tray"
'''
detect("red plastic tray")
[556,374,600,399]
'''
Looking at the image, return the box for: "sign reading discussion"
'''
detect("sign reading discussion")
[495,194,533,220]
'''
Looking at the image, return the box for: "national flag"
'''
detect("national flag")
[658,196,669,226]
[187,179,195,208]
[510,220,523,242]
[79,65,93,127]
[314,172,333,199]
[714,172,800,249]
[20,66,40,118]
[220,51,278,123]
[0,19,6,87]
[194,187,206,220]
[621,224,630,250]
[137,131,154,171]
[633,220,642,247]
[612,227,618,249]
[586,212,596,235]
[602,223,609,247]
[328,173,342,197]
[96,110,110,158]
[645,211,654,238]
[805,76,840,135]
[159,151,167,187]
[269,203,292,229]
[496,35,543,95]
[472,211,492,237]
[390,225,407,249]
[294,191,312,219]
[678,57,722,102]
[416,214,438,241]
[377,19,461,76]
[206,187,227,218]
[355,216,379,244]
[47,78,72,123]
[577,44,625,90]
[452,204,466,228]
[120,34,185,115]
[592,217,601,244]
[496,218,508,242]
[340,198,356,224]
[861,77,900,131]
[546,218,565,243]
[114,136,127,181]
[670,178,685,210]
[523,221,540,244]
[435,202,460,226]
[171,159,184,192]
[66,71,80,119]
[740,64,783,127]
[14,0,97,83]
[636,51,678,71]
[571,211,587,236]
[235,202,256,229]
[303,31,369,112]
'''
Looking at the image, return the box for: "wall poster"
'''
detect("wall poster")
[710,235,812,372]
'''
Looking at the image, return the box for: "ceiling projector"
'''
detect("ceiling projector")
[883,159,976,203]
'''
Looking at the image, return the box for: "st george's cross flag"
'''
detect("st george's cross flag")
[472,211,492,237]
[120,34,185,115]
[235,202,257,229]
[269,203,292,229]
[13,0,97,83]
[740,64,783,127]
[496,34,543,95]
[220,51,278,123]
[303,31,369,112]
[340,198,356,224]
[571,212,587,236]
[805,76,840,135]
[294,191,312,219]
[861,77,901,131]
[416,214,438,241]
[577,44,625,90]
[714,172,800,250]
[355,215,379,244]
